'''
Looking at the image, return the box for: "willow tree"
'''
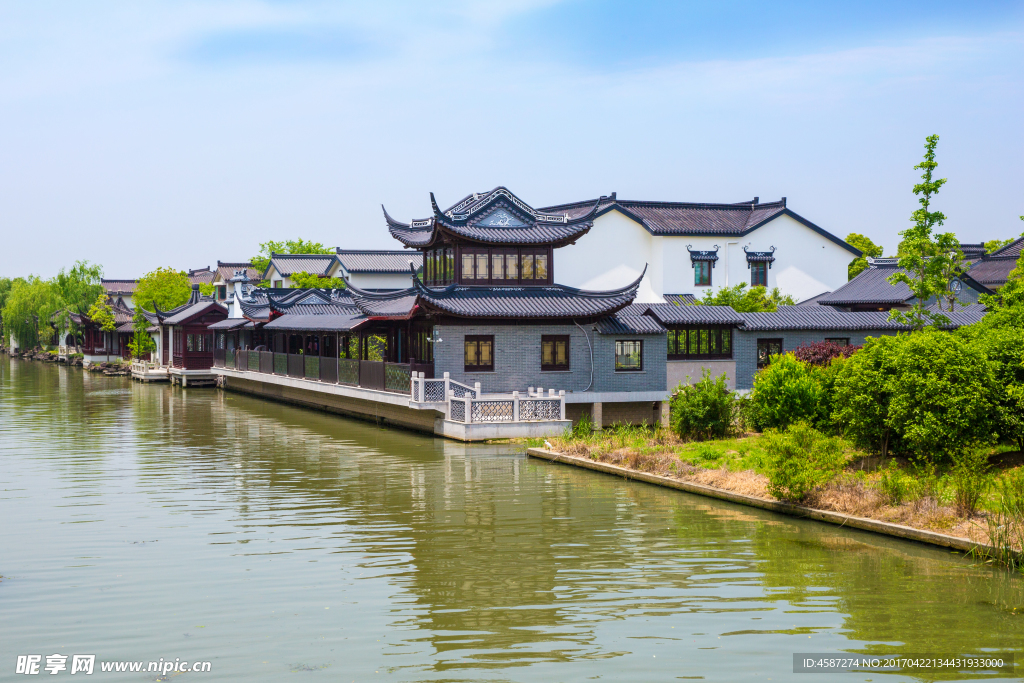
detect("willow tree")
[3,277,62,348]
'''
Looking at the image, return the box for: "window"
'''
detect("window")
[273,280,283,289]
[492,253,504,281]
[461,254,475,281]
[694,261,712,286]
[825,337,850,347]
[216,285,227,300]
[667,327,733,360]
[505,253,518,280]
[541,335,570,371]
[756,338,783,369]
[535,254,548,280]
[464,335,494,372]
[475,253,489,280]
[186,334,195,352]
[615,340,643,371]
[750,262,768,287]
[521,253,534,280]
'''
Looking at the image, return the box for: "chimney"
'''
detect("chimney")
[610,192,617,201]
[781,196,787,207]
[753,196,759,204]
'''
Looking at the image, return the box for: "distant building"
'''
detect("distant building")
[540,193,862,303]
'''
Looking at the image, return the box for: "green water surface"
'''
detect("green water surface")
[1,357,1021,682]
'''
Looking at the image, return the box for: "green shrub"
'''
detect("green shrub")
[763,422,848,502]
[957,324,1024,451]
[950,449,991,515]
[670,371,735,441]
[877,462,918,506]
[748,353,826,431]
[831,332,1000,462]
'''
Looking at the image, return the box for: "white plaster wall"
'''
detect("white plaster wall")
[556,210,661,302]
[346,272,414,290]
[560,211,853,303]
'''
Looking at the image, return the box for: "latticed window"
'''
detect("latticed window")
[825,337,849,347]
[667,327,733,360]
[186,334,194,352]
[756,338,783,369]
[541,335,569,371]
[614,340,643,371]
[465,335,494,372]
[750,262,768,287]
[461,254,476,281]
[694,261,711,286]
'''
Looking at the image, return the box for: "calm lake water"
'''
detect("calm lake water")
[1,356,1022,682]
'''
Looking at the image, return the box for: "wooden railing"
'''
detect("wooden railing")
[224,350,410,396]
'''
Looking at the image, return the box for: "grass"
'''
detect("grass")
[541,423,1024,564]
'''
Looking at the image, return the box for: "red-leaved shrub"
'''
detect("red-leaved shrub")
[792,341,862,366]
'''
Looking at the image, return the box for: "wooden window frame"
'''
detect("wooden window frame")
[750,261,768,287]
[667,326,733,360]
[614,340,643,372]
[541,335,570,371]
[756,338,783,369]
[694,261,712,287]
[464,335,494,372]
[455,245,553,285]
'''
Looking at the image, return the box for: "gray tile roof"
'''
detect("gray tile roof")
[162,301,227,326]
[792,291,832,307]
[336,250,422,274]
[595,314,666,335]
[216,262,260,282]
[385,187,597,248]
[102,279,138,294]
[540,196,860,255]
[663,293,697,306]
[208,318,251,330]
[266,254,339,277]
[817,260,913,306]
[409,269,642,320]
[263,314,367,332]
[966,237,1023,288]
[738,304,986,331]
[188,267,216,285]
[644,303,746,326]
[820,258,994,306]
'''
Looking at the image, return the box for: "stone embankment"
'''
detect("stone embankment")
[1,345,128,374]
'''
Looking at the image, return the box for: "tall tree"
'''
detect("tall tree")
[888,135,965,329]
[2,277,62,348]
[51,260,104,331]
[248,239,331,286]
[134,268,192,312]
[87,293,116,333]
[127,310,156,359]
[250,239,332,283]
[844,233,884,280]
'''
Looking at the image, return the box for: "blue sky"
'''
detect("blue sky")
[1,0,1022,279]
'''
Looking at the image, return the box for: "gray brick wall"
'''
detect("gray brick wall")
[435,323,666,395]
[733,328,898,390]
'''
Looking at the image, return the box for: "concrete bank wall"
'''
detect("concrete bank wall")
[527,447,1006,560]
[221,373,440,435]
